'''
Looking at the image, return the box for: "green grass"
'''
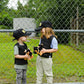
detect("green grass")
[0,33,84,83]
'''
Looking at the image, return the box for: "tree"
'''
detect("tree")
[26,0,83,43]
[0,0,8,12]
[0,0,13,29]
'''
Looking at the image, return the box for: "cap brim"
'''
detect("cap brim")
[35,27,43,31]
[25,32,31,36]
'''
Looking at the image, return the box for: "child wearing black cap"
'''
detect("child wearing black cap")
[35,21,58,84]
[13,29,31,84]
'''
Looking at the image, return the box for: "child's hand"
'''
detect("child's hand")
[24,54,29,59]
[40,48,46,55]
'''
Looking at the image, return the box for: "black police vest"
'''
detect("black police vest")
[14,43,28,65]
[41,35,54,58]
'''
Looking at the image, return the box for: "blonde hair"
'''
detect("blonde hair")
[41,27,57,39]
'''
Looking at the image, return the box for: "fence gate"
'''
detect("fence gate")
[0,0,84,83]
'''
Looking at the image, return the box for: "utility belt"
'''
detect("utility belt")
[40,53,52,58]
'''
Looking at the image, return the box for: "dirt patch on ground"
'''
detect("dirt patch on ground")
[53,76,84,83]
[0,79,15,84]
[0,76,84,84]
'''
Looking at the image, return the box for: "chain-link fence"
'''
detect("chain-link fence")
[0,0,84,84]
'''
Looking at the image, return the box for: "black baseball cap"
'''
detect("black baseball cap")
[13,29,31,40]
[35,21,53,31]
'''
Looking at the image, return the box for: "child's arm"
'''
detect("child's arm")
[15,54,29,59]
[40,48,57,54]
[40,37,58,54]
[14,45,29,59]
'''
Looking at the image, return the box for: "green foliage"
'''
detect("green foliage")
[0,0,84,42]
[0,0,84,29]
[0,0,8,12]
[0,0,13,29]
[0,25,9,29]
[0,10,13,29]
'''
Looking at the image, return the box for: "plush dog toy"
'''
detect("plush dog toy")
[24,49,33,60]
[34,44,43,56]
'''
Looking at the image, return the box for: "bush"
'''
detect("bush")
[0,25,9,29]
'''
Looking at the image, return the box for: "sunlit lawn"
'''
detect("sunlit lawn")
[0,33,84,83]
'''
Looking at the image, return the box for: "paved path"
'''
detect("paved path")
[30,83,84,84]
[50,82,84,84]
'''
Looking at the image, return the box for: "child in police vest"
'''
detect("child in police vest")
[13,29,31,84]
[35,21,58,84]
